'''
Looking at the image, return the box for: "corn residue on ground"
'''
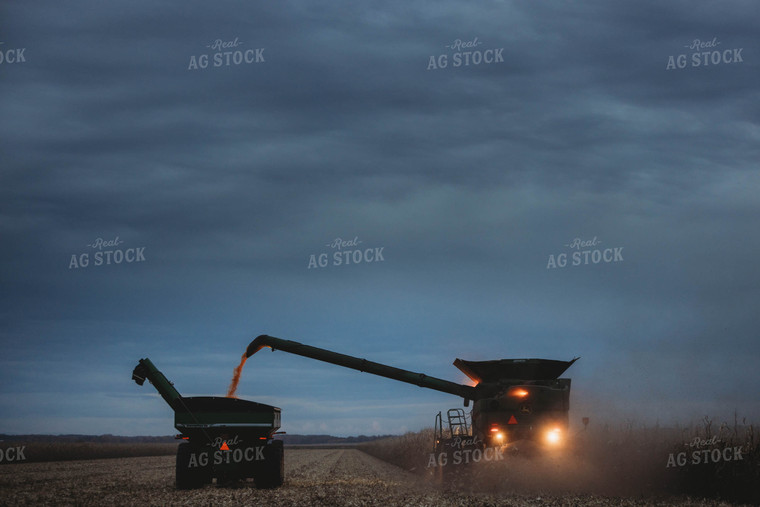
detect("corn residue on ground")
[0,448,742,506]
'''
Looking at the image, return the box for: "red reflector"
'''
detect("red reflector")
[508,415,518,425]
[490,427,499,432]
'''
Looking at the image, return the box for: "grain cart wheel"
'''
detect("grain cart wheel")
[255,440,284,489]
[176,442,205,490]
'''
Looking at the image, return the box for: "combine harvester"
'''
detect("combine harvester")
[131,358,284,489]
[244,334,578,465]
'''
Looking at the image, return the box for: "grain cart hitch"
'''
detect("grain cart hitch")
[131,358,284,489]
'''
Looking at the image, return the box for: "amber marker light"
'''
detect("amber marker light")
[510,388,529,397]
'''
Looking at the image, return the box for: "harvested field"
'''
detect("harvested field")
[0,448,741,506]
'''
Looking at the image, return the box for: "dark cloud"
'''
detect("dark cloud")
[1,0,758,436]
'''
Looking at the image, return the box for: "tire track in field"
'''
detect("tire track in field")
[283,448,344,482]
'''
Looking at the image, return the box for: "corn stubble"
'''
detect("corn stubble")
[0,447,742,506]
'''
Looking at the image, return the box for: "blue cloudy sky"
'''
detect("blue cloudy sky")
[1,0,758,436]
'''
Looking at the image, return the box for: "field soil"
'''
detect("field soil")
[0,448,740,506]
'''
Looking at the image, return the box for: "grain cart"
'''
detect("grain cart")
[131,358,284,489]
[243,335,578,458]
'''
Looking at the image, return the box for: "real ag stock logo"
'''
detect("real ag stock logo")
[307,236,385,269]
[188,438,267,468]
[0,445,26,463]
[546,236,623,269]
[188,37,265,71]
[426,435,505,468]
[666,436,744,468]
[666,37,743,70]
[0,41,27,65]
[427,37,504,71]
[68,235,146,269]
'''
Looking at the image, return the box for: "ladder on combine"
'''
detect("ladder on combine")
[434,407,470,449]
[447,408,469,436]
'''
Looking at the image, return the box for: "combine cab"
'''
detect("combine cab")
[131,358,284,489]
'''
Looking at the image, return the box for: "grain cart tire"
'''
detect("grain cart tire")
[255,440,284,489]
[176,442,205,490]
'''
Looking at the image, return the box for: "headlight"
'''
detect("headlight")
[545,427,562,445]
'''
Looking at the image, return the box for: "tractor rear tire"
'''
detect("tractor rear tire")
[176,442,206,490]
[255,440,284,489]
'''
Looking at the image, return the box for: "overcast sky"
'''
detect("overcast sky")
[1,0,759,437]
